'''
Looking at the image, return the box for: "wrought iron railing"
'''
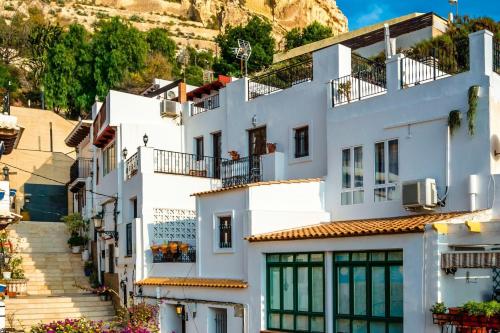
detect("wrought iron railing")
[191,94,220,116]
[126,152,139,180]
[401,38,469,87]
[153,149,225,179]
[494,39,500,75]
[69,158,92,184]
[221,155,261,188]
[248,59,313,100]
[332,57,387,107]
[152,246,196,263]
[432,313,500,332]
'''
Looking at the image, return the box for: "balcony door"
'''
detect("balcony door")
[212,132,222,178]
[248,126,266,157]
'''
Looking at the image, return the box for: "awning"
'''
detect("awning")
[441,251,500,269]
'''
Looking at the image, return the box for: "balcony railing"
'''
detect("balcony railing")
[494,39,500,75]
[401,38,469,87]
[153,149,225,179]
[191,94,220,116]
[248,59,313,100]
[432,313,500,332]
[332,57,387,107]
[69,158,92,184]
[152,245,196,263]
[126,152,139,180]
[221,155,261,188]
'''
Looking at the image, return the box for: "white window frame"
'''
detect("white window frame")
[102,141,116,176]
[341,145,364,205]
[212,210,235,254]
[288,120,313,164]
[374,138,399,202]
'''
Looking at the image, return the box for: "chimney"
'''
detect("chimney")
[178,82,187,103]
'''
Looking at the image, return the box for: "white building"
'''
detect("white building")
[66,12,500,333]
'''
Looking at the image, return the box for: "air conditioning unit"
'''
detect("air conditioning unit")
[402,178,437,210]
[160,100,179,118]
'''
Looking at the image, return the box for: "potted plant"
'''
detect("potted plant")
[96,285,110,301]
[150,243,160,254]
[68,234,85,253]
[168,242,178,254]
[266,143,277,154]
[160,241,168,254]
[228,151,240,160]
[0,232,12,253]
[84,261,93,277]
[430,302,448,325]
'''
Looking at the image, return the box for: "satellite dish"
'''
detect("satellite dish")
[231,39,252,76]
[167,91,176,99]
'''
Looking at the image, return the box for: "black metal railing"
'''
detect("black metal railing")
[494,39,500,75]
[126,152,139,180]
[152,246,196,263]
[221,155,261,188]
[219,218,232,249]
[69,158,92,184]
[401,38,469,87]
[153,149,225,179]
[191,94,220,116]
[248,59,313,100]
[332,58,387,107]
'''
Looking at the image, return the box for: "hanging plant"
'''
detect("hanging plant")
[448,110,461,136]
[467,85,479,136]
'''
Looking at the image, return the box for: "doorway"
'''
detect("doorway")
[248,126,266,156]
[212,132,222,178]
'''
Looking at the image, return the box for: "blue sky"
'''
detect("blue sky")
[336,0,500,31]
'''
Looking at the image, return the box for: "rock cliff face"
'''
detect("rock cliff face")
[0,0,348,51]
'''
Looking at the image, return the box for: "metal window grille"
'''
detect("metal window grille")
[219,216,232,249]
[214,310,227,333]
[126,223,132,256]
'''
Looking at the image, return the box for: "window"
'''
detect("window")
[132,198,138,219]
[334,251,403,333]
[341,146,363,205]
[126,223,132,256]
[374,139,399,202]
[249,127,267,156]
[195,137,204,161]
[102,142,116,176]
[267,253,325,332]
[294,126,309,158]
[219,216,232,249]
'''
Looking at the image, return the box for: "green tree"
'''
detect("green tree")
[146,28,176,61]
[0,14,29,64]
[284,21,332,50]
[91,17,148,99]
[214,16,275,76]
[0,63,20,92]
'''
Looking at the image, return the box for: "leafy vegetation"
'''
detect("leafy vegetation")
[284,21,333,50]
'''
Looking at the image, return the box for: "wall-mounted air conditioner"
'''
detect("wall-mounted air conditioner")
[402,178,437,210]
[160,100,179,118]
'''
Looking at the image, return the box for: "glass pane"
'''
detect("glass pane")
[269,267,280,310]
[342,149,351,189]
[268,313,280,329]
[336,319,350,333]
[281,254,294,262]
[297,267,309,311]
[335,253,349,261]
[387,186,397,201]
[353,190,364,204]
[312,267,324,312]
[341,192,352,206]
[282,314,294,330]
[389,322,403,333]
[296,254,308,262]
[388,251,403,261]
[390,265,404,317]
[353,320,368,333]
[371,266,386,316]
[375,142,385,184]
[337,267,350,314]
[352,252,367,261]
[388,139,399,183]
[353,267,366,315]
[370,322,386,333]
[296,315,309,331]
[354,146,363,187]
[311,316,325,332]
[283,267,294,310]
[371,252,385,261]
[267,254,280,262]
[374,188,386,202]
[311,253,324,262]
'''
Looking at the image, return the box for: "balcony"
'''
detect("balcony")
[152,243,196,263]
[494,39,500,75]
[153,149,224,179]
[125,152,139,180]
[69,158,92,192]
[221,155,261,188]
[248,59,313,100]
[190,94,220,116]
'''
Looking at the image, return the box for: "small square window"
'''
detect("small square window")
[218,216,232,249]
[294,126,309,158]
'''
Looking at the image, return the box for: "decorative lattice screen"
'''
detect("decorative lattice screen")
[152,208,197,245]
[493,268,500,301]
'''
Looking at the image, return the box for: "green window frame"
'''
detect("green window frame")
[266,253,325,332]
[333,251,404,333]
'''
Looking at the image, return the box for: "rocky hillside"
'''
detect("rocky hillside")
[0,0,348,52]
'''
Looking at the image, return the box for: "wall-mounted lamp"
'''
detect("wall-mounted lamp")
[175,303,183,317]
[143,133,149,147]
[24,193,31,204]
[122,148,128,160]
[251,115,257,127]
[2,166,9,181]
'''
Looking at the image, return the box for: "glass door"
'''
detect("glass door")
[212,132,222,178]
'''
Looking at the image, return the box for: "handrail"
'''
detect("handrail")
[69,158,92,184]
[153,149,225,179]
[191,94,220,116]
[221,155,261,188]
[125,152,139,180]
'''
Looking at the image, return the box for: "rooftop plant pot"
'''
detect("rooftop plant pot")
[71,246,81,254]
[432,313,449,325]
[266,143,277,154]
[160,244,168,254]
[179,243,189,253]
[150,245,160,254]
[448,307,462,315]
[168,242,178,253]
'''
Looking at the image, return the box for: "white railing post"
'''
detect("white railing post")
[386,54,404,92]
[469,29,494,76]
[138,146,154,175]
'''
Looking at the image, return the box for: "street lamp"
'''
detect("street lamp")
[122,148,128,160]
[2,166,9,181]
[143,134,149,147]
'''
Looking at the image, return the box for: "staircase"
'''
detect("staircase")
[5,221,116,331]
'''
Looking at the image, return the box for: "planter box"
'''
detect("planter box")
[4,279,28,296]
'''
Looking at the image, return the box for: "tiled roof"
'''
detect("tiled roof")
[135,277,248,289]
[247,212,473,242]
[192,178,322,196]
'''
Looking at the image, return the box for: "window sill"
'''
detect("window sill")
[288,155,312,165]
[213,248,235,254]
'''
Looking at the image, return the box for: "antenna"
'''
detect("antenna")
[231,39,252,77]
[449,0,458,22]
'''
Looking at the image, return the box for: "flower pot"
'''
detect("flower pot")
[432,313,449,325]
[71,246,81,254]
[7,291,16,298]
[266,143,277,154]
[2,272,11,280]
[82,249,90,261]
[179,243,189,253]
[448,307,462,315]
[229,151,240,160]
[168,242,178,254]
[151,245,160,254]
[160,244,168,254]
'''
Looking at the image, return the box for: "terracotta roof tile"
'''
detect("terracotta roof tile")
[192,178,322,196]
[247,212,473,242]
[135,277,248,289]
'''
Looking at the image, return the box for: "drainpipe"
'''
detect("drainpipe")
[469,174,479,211]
